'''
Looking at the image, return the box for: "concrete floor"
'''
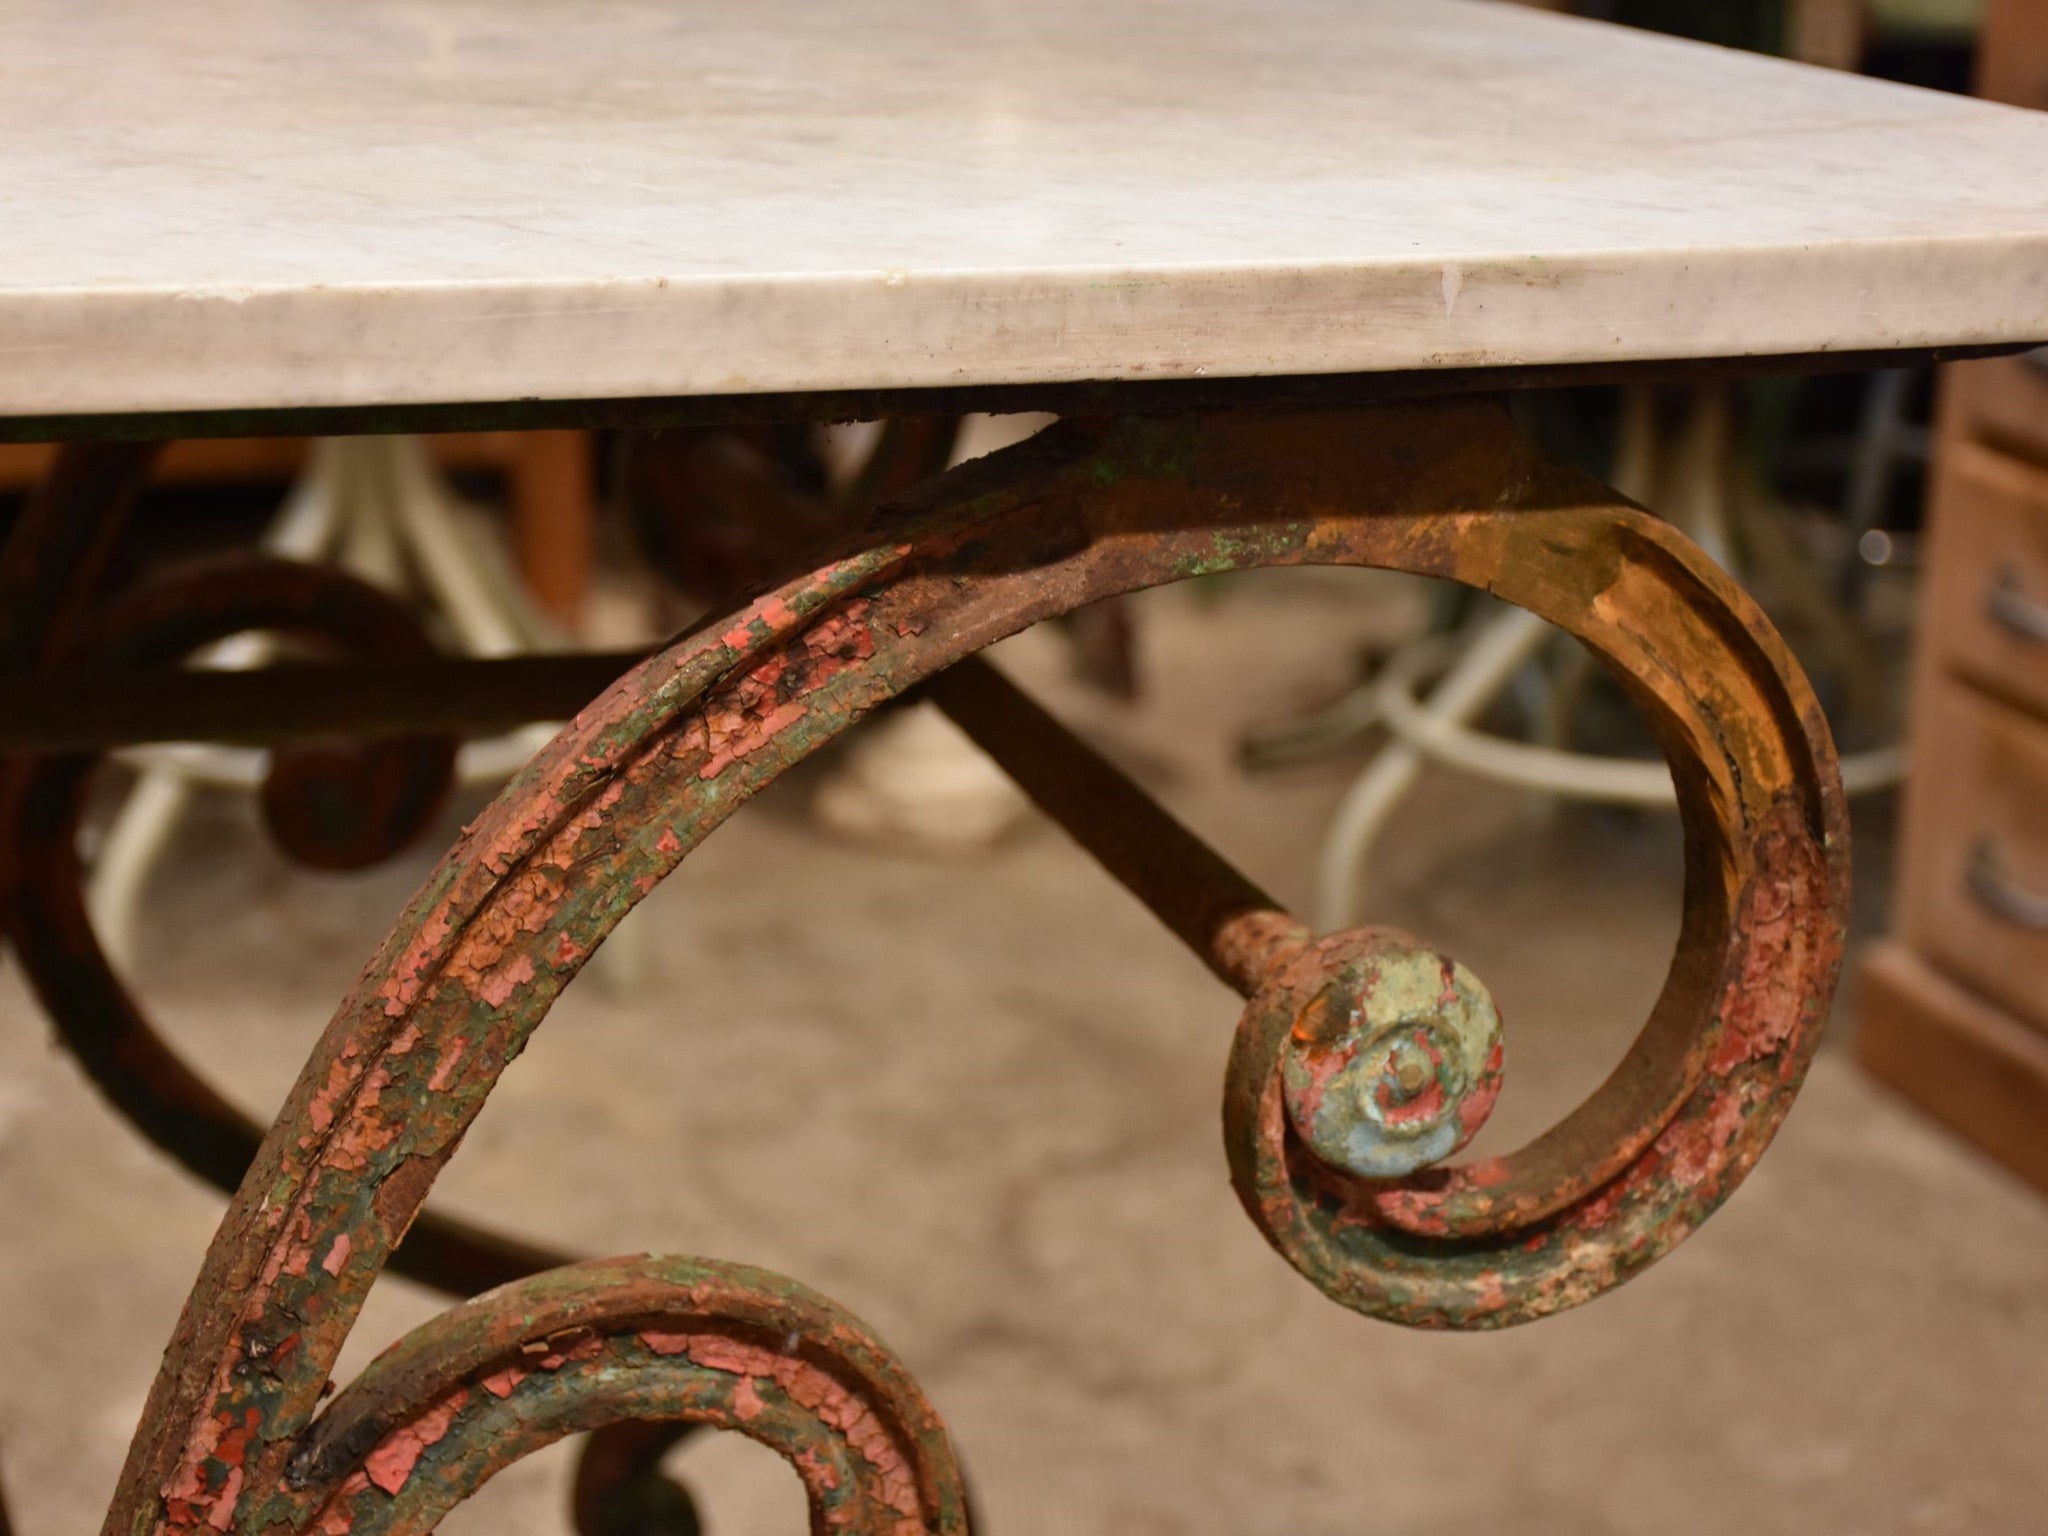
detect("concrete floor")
[2,572,2044,1536]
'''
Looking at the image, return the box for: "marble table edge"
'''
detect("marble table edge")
[6,232,2048,421]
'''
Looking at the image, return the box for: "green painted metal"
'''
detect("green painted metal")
[0,401,1845,1536]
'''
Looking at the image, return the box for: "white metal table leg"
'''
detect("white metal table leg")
[85,451,344,970]
[1314,604,1550,929]
[1311,383,1908,933]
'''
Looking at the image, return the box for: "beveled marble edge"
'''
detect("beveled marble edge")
[2,343,2032,444]
[9,236,2048,420]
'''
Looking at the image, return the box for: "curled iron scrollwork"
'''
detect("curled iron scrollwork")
[266,1256,966,1536]
[66,402,1843,1535]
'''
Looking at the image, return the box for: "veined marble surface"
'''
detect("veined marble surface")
[5,0,2048,416]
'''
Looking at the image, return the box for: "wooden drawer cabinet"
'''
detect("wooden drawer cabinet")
[1922,443,2048,719]
[1860,458,2048,1191]
[1898,681,2048,1033]
[1944,349,2048,472]
[1859,946,2048,1193]
[1977,0,2048,112]
[1855,0,2048,1194]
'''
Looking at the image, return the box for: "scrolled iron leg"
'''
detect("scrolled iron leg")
[0,441,163,923]
[267,1257,963,1536]
[0,442,166,1536]
[3,552,572,1298]
[102,400,1844,1535]
[0,447,688,1536]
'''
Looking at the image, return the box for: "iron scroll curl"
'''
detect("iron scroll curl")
[101,402,1845,1534]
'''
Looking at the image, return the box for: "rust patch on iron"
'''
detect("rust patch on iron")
[87,401,1846,1534]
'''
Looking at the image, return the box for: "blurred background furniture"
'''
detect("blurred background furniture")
[1294,0,1984,930]
[0,432,596,971]
[0,433,593,629]
[1299,383,1912,928]
[1855,0,2048,1193]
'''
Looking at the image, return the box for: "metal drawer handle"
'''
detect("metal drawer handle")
[1966,836,2048,931]
[1986,566,2048,645]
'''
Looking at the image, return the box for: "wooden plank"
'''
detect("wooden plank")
[1857,941,2048,1193]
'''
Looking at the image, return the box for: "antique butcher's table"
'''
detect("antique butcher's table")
[5,2,2048,1533]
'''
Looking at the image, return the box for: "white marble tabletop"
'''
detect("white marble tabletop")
[6,0,2048,418]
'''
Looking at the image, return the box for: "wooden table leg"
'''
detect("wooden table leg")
[508,429,595,632]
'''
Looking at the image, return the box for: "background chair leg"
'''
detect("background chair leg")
[1315,604,1550,929]
[510,430,596,634]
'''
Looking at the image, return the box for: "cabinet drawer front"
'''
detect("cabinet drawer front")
[1926,444,2048,720]
[1902,681,2048,1033]
[1946,352,2048,474]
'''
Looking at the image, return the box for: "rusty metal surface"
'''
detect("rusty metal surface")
[0,652,652,753]
[0,441,163,917]
[59,398,1847,1536]
[268,1256,966,1536]
[927,656,1309,997]
[3,552,568,1297]
[0,442,167,1536]
[0,440,162,669]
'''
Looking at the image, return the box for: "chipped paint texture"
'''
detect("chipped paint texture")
[1278,933,1503,1179]
[273,1257,962,1536]
[92,401,1845,1535]
[1225,668,1845,1324]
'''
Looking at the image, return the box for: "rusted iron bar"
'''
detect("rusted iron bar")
[2,538,590,1300]
[274,1257,967,1536]
[100,404,1849,1536]
[0,440,161,671]
[0,651,650,750]
[1,441,164,944]
[928,655,1308,998]
[0,443,163,1536]
[570,1423,700,1536]
[7,694,569,1294]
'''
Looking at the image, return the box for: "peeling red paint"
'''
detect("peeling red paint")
[425,1037,467,1093]
[731,1375,766,1422]
[98,404,1844,1533]
[474,953,537,1009]
[204,1466,240,1533]
[719,591,799,650]
[478,1366,526,1399]
[1457,1041,1505,1140]
[280,1258,963,1536]
[362,1391,466,1496]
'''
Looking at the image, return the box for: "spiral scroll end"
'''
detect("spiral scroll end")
[1277,933,1504,1181]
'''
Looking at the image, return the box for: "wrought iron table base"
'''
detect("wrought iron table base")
[1,399,1848,1536]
